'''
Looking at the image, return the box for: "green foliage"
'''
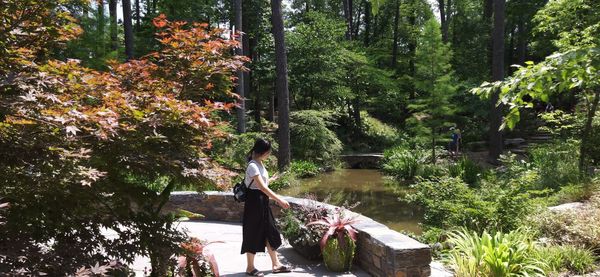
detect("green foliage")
[269,171,298,192]
[528,140,581,190]
[534,245,597,275]
[444,228,547,277]
[0,8,244,274]
[534,0,600,50]
[448,157,483,187]
[382,145,444,181]
[287,12,347,109]
[211,132,278,171]
[290,160,321,178]
[496,141,583,192]
[408,176,534,232]
[290,110,342,167]
[360,112,404,148]
[472,48,600,173]
[408,18,457,162]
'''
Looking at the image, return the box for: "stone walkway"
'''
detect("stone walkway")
[120,221,453,276]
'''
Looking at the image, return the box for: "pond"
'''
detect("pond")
[279,169,423,234]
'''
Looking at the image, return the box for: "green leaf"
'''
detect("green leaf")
[173,209,204,220]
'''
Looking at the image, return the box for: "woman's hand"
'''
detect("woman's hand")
[269,173,281,182]
[277,198,290,209]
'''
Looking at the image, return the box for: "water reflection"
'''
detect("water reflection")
[280,169,423,234]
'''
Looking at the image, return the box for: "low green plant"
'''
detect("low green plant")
[560,245,597,274]
[382,145,445,181]
[444,228,547,277]
[534,245,597,275]
[529,140,581,190]
[448,157,483,187]
[290,160,321,178]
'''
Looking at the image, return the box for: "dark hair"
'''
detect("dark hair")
[247,138,272,162]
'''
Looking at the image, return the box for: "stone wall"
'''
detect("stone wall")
[164,191,431,277]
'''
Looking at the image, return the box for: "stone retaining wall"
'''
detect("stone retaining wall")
[164,191,431,277]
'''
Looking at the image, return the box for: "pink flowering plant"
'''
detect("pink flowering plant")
[307,208,360,272]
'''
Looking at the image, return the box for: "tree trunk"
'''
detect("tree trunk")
[488,0,505,163]
[353,0,362,38]
[135,0,141,29]
[516,19,527,65]
[432,127,437,164]
[271,0,291,171]
[579,90,600,175]
[363,0,371,46]
[391,0,400,68]
[306,0,310,13]
[342,0,353,40]
[97,0,105,57]
[352,97,361,128]
[109,0,118,51]
[508,24,515,72]
[438,0,448,43]
[123,0,135,60]
[234,0,246,133]
[408,2,416,99]
[268,88,275,122]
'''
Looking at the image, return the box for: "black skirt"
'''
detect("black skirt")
[240,188,282,254]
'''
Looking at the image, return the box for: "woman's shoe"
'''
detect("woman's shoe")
[246,269,265,276]
[272,265,292,274]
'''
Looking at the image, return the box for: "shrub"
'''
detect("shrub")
[444,228,547,277]
[360,112,404,150]
[408,177,493,231]
[290,110,343,167]
[333,111,403,153]
[210,132,278,171]
[290,160,321,178]
[408,176,534,232]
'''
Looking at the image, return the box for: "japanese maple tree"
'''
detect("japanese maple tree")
[0,1,246,275]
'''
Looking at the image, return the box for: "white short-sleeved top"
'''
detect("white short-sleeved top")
[245,160,269,190]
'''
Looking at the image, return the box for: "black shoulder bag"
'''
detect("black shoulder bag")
[233,163,255,202]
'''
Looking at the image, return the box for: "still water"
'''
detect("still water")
[279,169,423,234]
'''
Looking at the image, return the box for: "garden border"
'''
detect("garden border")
[164,191,431,277]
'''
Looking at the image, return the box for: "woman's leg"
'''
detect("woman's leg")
[246,252,257,272]
[266,240,282,269]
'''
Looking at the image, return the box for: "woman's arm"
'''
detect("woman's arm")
[252,174,290,209]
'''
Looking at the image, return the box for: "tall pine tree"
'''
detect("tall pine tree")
[410,18,456,163]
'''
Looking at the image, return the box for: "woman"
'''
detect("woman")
[241,138,292,276]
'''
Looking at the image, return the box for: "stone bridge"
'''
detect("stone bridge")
[340,153,384,169]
